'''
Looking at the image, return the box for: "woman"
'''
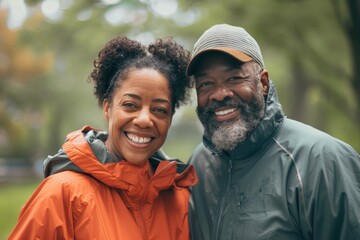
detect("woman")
[8,36,198,239]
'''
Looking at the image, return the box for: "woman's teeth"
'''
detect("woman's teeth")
[126,133,151,144]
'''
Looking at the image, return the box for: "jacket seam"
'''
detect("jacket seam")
[272,137,312,236]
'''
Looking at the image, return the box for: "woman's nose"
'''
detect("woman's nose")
[133,108,154,128]
[209,86,234,102]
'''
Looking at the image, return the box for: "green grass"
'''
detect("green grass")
[0,180,40,239]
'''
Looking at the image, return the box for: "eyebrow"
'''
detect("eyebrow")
[123,93,170,104]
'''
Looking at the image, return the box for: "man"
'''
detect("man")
[186,23,360,240]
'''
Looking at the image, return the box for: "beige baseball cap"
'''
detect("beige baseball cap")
[186,24,265,76]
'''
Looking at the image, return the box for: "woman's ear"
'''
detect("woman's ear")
[260,69,269,96]
[103,99,110,121]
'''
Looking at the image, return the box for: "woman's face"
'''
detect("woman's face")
[103,68,173,166]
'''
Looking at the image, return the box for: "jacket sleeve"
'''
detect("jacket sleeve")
[8,176,76,240]
[299,142,360,240]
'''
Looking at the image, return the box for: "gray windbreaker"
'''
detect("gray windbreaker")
[189,80,360,240]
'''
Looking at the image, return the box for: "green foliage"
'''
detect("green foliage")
[0,0,358,165]
[162,104,203,161]
[179,0,359,151]
[0,181,40,239]
[1,3,358,240]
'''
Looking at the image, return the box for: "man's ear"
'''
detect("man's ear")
[103,99,110,121]
[260,69,269,96]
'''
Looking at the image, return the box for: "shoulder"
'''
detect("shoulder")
[273,118,359,177]
[41,171,101,201]
[276,118,356,153]
[15,172,101,220]
[274,118,359,175]
[45,171,98,186]
[188,142,212,163]
[280,118,333,140]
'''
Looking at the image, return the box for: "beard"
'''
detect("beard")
[196,83,265,152]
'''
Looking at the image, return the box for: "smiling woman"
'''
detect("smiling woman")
[103,68,172,167]
[8,36,198,240]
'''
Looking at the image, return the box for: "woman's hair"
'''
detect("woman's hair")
[89,36,192,112]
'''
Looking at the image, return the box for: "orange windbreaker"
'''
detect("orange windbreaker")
[8,126,198,240]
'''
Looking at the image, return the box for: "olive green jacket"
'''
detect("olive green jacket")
[189,80,360,240]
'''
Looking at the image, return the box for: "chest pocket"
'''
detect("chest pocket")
[234,172,276,214]
[218,168,279,240]
[227,180,272,222]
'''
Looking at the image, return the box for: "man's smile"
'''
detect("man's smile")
[214,108,237,116]
[213,107,239,122]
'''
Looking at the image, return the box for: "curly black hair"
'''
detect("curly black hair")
[89,36,192,112]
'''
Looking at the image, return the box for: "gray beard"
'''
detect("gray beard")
[197,83,265,152]
[211,117,249,151]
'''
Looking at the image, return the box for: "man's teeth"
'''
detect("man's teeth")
[127,133,151,144]
[215,108,236,116]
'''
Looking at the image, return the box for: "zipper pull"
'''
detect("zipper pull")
[228,159,233,172]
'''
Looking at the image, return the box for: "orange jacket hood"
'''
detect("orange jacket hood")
[44,125,197,202]
[9,126,198,240]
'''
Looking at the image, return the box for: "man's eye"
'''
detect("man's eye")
[196,81,213,90]
[228,76,244,82]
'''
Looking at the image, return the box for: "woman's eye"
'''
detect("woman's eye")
[122,102,137,110]
[153,107,169,116]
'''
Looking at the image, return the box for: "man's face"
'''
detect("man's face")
[193,51,268,151]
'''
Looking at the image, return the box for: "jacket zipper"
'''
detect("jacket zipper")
[213,158,232,240]
[139,161,176,240]
[138,182,150,240]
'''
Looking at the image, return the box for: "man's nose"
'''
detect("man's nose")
[209,86,234,102]
[133,108,154,128]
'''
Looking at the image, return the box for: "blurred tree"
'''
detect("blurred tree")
[177,0,359,150]
[0,9,53,159]
[2,0,358,165]
[332,0,360,120]
[17,0,200,158]
[21,0,169,154]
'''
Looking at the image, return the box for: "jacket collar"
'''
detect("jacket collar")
[203,80,284,160]
[44,126,198,204]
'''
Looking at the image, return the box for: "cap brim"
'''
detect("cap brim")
[186,47,254,76]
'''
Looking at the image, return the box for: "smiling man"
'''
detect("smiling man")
[186,24,360,240]
[194,52,267,152]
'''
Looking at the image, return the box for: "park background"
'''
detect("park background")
[1,0,359,238]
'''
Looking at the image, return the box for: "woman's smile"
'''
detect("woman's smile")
[103,68,172,166]
[125,132,153,144]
